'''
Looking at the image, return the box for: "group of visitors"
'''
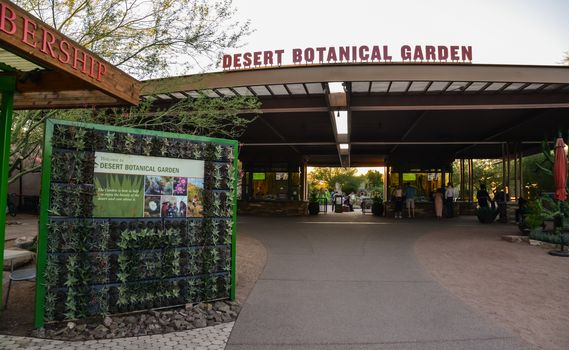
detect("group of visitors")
[161,200,187,217]
[392,182,456,219]
[392,183,418,219]
[476,183,511,222]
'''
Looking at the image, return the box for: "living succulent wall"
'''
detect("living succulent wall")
[36,120,237,326]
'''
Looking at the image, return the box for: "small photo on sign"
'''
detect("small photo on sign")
[187,178,204,217]
[145,176,173,195]
[160,195,188,218]
[144,196,161,217]
[173,177,188,196]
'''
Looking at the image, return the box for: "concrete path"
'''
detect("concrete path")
[227,214,536,350]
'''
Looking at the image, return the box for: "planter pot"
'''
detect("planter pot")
[477,208,498,224]
[371,202,384,216]
[308,202,319,215]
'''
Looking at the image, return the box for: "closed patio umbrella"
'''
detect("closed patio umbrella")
[550,136,569,256]
[554,137,568,201]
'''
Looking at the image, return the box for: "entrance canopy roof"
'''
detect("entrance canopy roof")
[143,63,569,167]
[0,0,139,109]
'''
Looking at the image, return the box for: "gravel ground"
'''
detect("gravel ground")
[414,219,569,350]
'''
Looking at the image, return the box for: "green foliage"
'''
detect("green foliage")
[15,0,251,79]
[43,122,235,321]
[529,229,569,245]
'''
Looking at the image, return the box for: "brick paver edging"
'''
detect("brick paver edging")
[0,322,234,350]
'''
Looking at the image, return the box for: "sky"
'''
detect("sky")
[222,0,568,174]
[220,0,569,68]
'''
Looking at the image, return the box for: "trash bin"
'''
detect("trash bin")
[334,195,343,213]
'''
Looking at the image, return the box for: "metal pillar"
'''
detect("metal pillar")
[0,76,16,310]
[519,151,524,198]
[469,159,474,203]
[383,166,388,200]
[513,143,518,198]
[460,159,465,200]
[506,142,511,196]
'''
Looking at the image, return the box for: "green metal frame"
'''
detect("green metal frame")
[0,76,16,312]
[230,143,238,300]
[35,119,239,328]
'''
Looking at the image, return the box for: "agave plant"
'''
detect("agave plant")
[160,138,171,156]
[142,136,154,156]
[44,291,57,321]
[44,255,60,289]
[123,133,137,153]
[214,144,224,161]
[213,164,223,188]
[72,127,87,151]
[49,184,64,216]
[64,287,78,320]
[104,131,115,152]
[53,124,70,148]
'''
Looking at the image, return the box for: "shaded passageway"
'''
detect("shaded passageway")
[227,215,535,350]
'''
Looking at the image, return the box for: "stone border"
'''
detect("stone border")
[0,321,234,350]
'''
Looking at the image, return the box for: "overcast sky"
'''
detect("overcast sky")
[222,0,568,68]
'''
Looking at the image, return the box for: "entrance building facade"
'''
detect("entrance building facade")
[143,63,569,215]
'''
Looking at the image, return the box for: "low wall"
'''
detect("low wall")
[238,200,309,216]
[385,201,476,218]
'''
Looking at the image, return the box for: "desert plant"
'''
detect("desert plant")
[371,196,384,216]
[308,191,320,215]
[477,206,498,224]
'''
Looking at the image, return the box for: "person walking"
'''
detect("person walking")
[477,184,490,208]
[393,186,404,219]
[445,182,454,218]
[404,182,417,218]
[434,188,443,219]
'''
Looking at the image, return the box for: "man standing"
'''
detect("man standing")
[404,182,417,218]
[445,182,454,217]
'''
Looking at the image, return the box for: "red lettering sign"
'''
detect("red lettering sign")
[221,45,473,70]
[0,2,108,82]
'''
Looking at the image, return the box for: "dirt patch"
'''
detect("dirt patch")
[414,222,569,350]
[235,232,267,304]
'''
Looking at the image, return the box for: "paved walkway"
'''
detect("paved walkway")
[0,322,233,350]
[227,214,536,350]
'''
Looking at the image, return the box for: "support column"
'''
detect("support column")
[519,151,524,199]
[469,159,474,203]
[506,142,511,196]
[383,166,388,201]
[0,76,16,311]
[460,159,465,200]
[501,143,505,188]
[513,143,518,199]
[385,166,390,201]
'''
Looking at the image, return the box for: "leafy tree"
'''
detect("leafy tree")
[308,167,362,194]
[9,96,259,184]
[362,170,383,189]
[15,0,251,78]
[8,0,257,185]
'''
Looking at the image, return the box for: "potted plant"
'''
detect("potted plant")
[371,196,384,216]
[308,191,320,215]
[476,206,498,223]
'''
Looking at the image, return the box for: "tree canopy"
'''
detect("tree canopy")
[8,0,257,185]
[15,0,252,78]
[308,167,383,195]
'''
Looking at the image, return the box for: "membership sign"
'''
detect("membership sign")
[93,152,205,218]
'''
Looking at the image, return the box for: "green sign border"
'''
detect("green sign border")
[35,119,239,328]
